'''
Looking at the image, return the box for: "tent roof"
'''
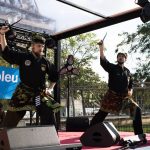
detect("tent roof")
[0,0,141,40]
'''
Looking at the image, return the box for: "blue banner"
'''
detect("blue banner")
[0,66,20,99]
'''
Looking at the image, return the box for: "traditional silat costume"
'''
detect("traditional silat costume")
[1,36,61,127]
[90,53,144,135]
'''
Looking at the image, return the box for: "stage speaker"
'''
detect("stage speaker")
[66,117,89,132]
[0,125,60,150]
[80,122,120,147]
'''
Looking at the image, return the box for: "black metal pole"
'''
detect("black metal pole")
[54,40,61,130]
[56,0,108,19]
[67,76,70,117]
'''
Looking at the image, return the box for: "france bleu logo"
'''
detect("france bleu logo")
[0,66,20,99]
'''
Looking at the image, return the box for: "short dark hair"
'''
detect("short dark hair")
[117,52,127,59]
[32,35,45,44]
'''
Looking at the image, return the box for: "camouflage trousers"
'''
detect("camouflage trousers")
[8,83,62,112]
[100,90,139,118]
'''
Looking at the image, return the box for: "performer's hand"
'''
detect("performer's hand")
[0,26,9,35]
[45,88,53,96]
[98,39,105,59]
[128,90,133,97]
[97,40,104,46]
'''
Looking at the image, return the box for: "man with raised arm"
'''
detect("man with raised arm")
[90,40,145,138]
[0,26,60,128]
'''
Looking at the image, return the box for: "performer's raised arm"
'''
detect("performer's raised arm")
[98,40,105,60]
[98,40,113,73]
[0,26,26,65]
[0,26,9,51]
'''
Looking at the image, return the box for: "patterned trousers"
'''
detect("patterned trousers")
[90,90,143,135]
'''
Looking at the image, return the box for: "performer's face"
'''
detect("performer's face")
[117,54,126,64]
[32,43,44,56]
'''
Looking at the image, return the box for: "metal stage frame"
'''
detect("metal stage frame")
[0,1,144,128]
[52,7,142,128]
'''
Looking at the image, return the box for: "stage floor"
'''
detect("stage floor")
[58,131,150,150]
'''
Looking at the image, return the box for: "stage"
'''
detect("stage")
[59,131,150,150]
[1,126,150,149]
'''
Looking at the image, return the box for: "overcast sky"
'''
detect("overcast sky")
[36,0,144,81]
[36,0,138,32]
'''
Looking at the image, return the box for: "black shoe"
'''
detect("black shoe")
[142,134,147,144]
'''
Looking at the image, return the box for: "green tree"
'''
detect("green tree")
[59,33,107,116]
[116,22,150,81]
[61,33,98,67]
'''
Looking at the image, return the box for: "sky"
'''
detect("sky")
[35,0,144,82]
[36,0,139,32]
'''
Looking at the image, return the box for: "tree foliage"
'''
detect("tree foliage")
[61,33,98,68]
[116,22,150,81]
[60,33,107,96]
[59,33,107,116]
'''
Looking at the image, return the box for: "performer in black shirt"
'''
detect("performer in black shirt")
[0,26,60,128]
[90,40,144,136]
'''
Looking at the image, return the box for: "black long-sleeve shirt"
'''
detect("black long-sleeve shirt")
[1,46,58,90]
[100,57,133,94]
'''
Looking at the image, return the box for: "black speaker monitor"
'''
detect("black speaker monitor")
[80,122,120,147]
[66,117,89,132]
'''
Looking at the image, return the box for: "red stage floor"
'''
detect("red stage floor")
[58,132,150,150]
